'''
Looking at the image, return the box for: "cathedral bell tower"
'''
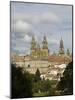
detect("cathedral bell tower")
[37,43,41,58]
[59,37,65,55]
[42,35,49,57]
[30,35,37,58]
[42,36,48,49]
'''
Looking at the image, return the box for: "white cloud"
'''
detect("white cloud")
[11,5,72,55]
[47,37,59,45]
[24,34,31,43]
[12,42,30,55]
[40,12,60,24]
[12,20,33,33]
[12,12,61,25]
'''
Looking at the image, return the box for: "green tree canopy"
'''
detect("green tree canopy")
[57,62,73,95]
[11,64,33,98]
[34,68,41,82]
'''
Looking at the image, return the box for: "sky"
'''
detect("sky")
[11,2,73,55]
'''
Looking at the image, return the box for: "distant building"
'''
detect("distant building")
[11,35,72,81]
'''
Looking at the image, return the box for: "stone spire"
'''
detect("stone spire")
[31,35,36,50]
[59,37,64,55]
[60,37,64,49]
[42,35,48,49]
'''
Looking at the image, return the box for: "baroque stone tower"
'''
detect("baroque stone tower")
[42,35,49,57]
[59,37,65,55]
[30,35,49,59]
[30,35,37,58]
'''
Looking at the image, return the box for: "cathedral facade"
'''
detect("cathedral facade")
[12,35,72,81]
[30,35,49,60]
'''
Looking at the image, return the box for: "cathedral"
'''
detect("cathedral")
[30,35,65,59]
[11,35,72,81]
[30,35,49,60]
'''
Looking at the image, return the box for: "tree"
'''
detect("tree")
[57,62,73,95]
[11,64,33,98]
[34,68,41,82]
[33,81,41,93]
[41,79,55,95]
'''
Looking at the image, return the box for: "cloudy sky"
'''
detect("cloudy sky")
[11,2,72,55]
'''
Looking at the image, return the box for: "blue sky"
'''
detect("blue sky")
[11,2,72,55]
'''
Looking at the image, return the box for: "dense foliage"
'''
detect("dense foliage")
[34,68,41,82]
[57,62,73,95]
[11,61,73,98]
[11,64,33,98]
